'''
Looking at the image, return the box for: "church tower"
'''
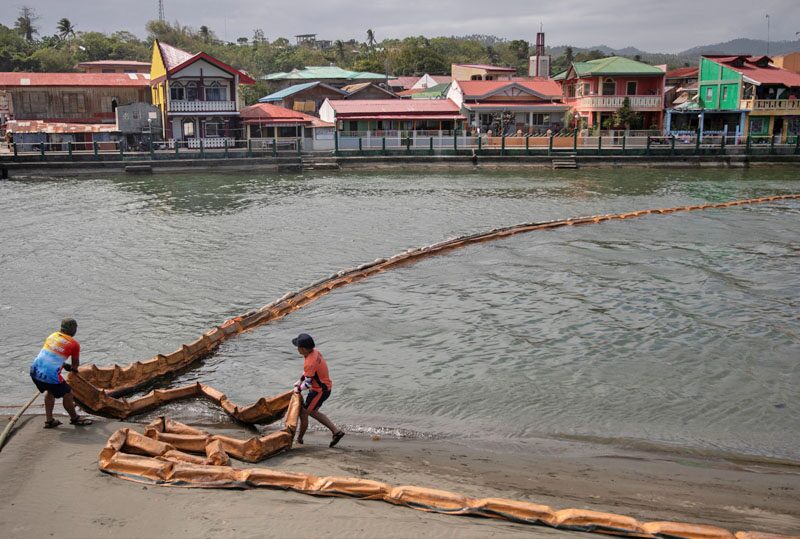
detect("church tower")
[528,30,550,78]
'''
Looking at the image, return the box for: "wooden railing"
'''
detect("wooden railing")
[740,99,800,111]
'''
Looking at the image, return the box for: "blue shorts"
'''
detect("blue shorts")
[31,375,71,398]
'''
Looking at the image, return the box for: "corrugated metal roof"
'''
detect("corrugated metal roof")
[326,99,461,114]
[339,114,464,120]
[571,57,665,77]
[389,76,420,89]
[409,83,450,99]
[5,120,119,133]
[0,72,151,87]
[705,56,800,86]
[263,66,385,81]
[666,67,698,79]
[458,80,563,99]
[77,60,151,66]
[464,102,567,110]
[240,103,334,127]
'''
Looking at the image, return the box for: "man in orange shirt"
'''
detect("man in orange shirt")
[292,333,345,448]
[29,318,93,428]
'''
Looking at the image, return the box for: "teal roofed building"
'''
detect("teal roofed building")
[262,66,387,89]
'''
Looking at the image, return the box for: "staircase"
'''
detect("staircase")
[551,153,578,169]
[301,155,340,171]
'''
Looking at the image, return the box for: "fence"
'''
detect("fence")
[2,137,305,162]
[3,131,799,162]
[332,130,800,157]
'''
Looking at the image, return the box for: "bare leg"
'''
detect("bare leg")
[62,393,79,421]
[309,409,338,434]
[297,407,309,443]
[44,392,55,422]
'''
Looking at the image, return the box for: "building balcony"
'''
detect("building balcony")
[740,98,800,114]
[169,100,237,113]
[575,95,663,110]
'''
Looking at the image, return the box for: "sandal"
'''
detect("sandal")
[69,416,93,426]
[43,419,62,429]
[329,431,345,448]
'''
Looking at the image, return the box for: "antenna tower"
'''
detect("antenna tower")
[158,0,165,22]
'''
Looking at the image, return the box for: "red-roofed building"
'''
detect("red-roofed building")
[452,64,518,81]
[0,72,151,148]
[447,80,568,134]
[150,40,255,146]
[240,103,335,150]
[77,60,151,74]
[319,99,466,133]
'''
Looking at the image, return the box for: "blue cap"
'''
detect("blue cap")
[291,333,315,349]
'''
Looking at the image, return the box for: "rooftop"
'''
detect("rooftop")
[457,80,563,99]
[263,66,386,81]
[155,41,255,84]
[258,82,346,102]
[77,60,151,67]
[454,63,517,72]
[0,72,151,87]
[704,55,800,86]
[556,57,665,79]
[325,99,464,119]
[240,103,333,128]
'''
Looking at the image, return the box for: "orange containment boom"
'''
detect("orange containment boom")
[97,419,799,539]
[69,194,800,420]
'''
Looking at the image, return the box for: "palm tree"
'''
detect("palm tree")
[199,25,211,43]
[334,39,345,61]
[14,7,39,42]
[366,29,376,49]
[57,18,75,40]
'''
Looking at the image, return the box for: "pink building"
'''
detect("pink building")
[554,56,666,130]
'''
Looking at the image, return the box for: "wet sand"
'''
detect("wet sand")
[1,415,798,539]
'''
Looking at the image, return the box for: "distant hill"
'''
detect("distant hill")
[679,38,800,57]
[545,38,800,70]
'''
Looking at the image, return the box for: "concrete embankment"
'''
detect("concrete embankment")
[1,153,799,178]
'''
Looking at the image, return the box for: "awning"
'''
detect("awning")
[5,120,119,134]
[464,103,568,111]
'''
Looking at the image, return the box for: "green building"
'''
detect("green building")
[669,55,800,141]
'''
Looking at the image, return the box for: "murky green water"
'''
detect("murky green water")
[1,167,798,460]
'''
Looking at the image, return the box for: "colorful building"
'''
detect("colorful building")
[446,80,567,134]
[258,82,347,115]
[451,64,518,81]
[699,55,800,140]
[262,66,386,90]
[240,103,335,151]
[149,40,255,146]
[554,56,666,130]
[319,99,466,133]
[77,60,151,74]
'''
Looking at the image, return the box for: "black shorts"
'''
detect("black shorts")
[31,375,71,398]
[303,389,331,412]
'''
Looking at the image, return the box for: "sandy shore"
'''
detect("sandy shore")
[1,414,798,539]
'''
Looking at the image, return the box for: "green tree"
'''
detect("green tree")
[565,46,574,64]
[57,18,76,40]
[604,97,643,130]
[14,6,39,41]
[366,29,376,48]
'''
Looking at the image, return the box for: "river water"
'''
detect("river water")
[1,167,798,460]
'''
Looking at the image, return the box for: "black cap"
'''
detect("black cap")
[291,333,315,349]
[60,318,77,337]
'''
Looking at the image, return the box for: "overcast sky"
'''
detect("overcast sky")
[6,0,800,53]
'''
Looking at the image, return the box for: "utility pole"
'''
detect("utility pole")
[158,0,165,22]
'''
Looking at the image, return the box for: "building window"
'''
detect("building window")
[705,87,713,101]
[63,93,86,113]
[205,117,223,137]
[170,84,185,101]
[626,81,637,95]
[602,78,616,96]
[182,119,195,138]
[20,92,48,113]
[530,113,551,125]
[186,82,198,101]
[583,83,591,95]
[205,82,226,101]
[721,87,728,101]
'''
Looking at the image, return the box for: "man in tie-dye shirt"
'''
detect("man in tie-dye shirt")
[29,318,93,428]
